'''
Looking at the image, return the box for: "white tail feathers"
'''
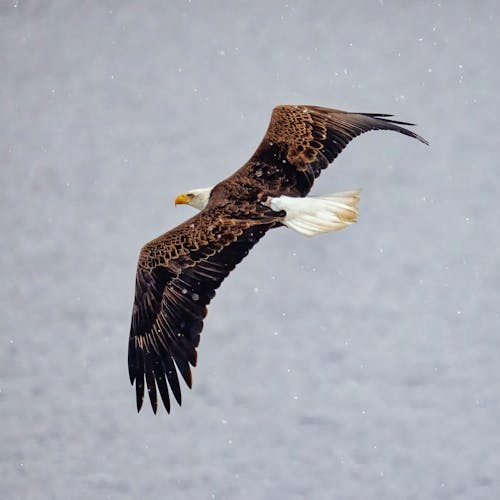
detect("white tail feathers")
[267,190,361,237]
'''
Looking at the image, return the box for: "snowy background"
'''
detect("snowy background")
[1,1,499,499]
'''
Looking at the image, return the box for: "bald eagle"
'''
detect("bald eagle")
[129,105,427,413]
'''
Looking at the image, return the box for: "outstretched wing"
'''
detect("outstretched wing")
[128,210,273,413]
[232,105,428,197]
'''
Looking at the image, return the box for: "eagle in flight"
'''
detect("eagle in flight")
[128,105,427,413]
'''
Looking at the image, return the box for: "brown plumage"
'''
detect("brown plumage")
[128,105,428,413]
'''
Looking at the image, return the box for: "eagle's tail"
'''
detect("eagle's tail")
[267,190,361,237]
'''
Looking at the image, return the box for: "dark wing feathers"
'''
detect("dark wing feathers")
[129,104,427,414]
[240,105,428,197]
[129,213,271,413]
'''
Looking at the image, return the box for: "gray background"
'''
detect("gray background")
[1,1,499,499]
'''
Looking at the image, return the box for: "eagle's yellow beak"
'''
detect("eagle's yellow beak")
[174,193,192,206]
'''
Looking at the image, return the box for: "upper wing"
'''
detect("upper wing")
[234,105,428,197]
[128,210,273,413]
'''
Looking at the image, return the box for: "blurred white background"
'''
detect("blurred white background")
[1,1,499,499]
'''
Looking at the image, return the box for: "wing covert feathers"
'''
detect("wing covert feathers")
[235,105,427,197]
[128,213,271,413]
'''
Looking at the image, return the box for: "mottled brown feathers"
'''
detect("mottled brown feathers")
[128,104,427,413]
[227,105,428,199]
[129,210,277,413]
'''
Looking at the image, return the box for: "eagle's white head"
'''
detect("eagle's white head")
[174,187,212,211]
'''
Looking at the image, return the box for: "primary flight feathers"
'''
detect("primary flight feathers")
[128,105,427,413]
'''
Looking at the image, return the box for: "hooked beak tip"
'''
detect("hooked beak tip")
[174,193,190,206]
